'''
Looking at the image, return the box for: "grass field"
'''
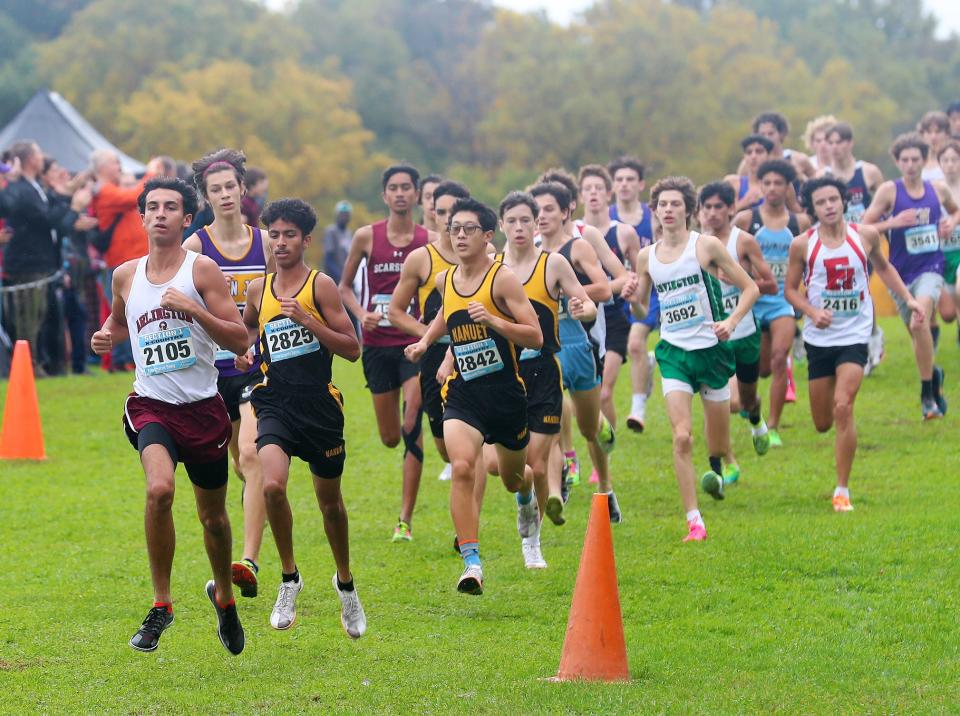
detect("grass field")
[1,315,958,714]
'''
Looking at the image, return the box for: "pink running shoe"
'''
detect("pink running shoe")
[589,468,599,484]
[683,520,707,542]
[785,358,796,403]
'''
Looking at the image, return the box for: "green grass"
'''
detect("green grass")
[1,316,958,714]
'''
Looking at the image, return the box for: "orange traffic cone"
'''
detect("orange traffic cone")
[554,493,629,681]
[0,340,46,460]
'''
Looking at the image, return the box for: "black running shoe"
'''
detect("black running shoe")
[205,580,244,655]
[560,461,570,504]
[129,606,174,652]
[933,366,947,416]
[452,535,461,555]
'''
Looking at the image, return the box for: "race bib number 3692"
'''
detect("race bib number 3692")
[661,291,705,332]
[139,327,196,376]
[265,318,319,362]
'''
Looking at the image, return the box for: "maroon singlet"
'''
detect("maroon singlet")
[363,219,429,347]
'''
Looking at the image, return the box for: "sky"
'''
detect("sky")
[496,0,960,38]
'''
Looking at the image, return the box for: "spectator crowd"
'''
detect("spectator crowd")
[0,142,283,377]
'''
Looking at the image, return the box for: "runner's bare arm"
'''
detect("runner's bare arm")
[934,181,960,237]
[306,272,360,361]
[628,246,652,320]
[241,278,263,346]
[405,271,450,362]
[476,267,541,350]
[173,255,248,355]
[181,233,202,252]
[701,235,759,340]
[91,261,134,353]
[388,246,429,338]
[860,225,923,323]
[739,233,778,296]
[549,253,597,322]
[863,182,914,233]
[571,239,613,303]
[337,224,373,324]
[783,234,819,323]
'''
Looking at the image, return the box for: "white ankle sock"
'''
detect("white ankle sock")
[833,486,849,499]
[686,509,703,525]
[631,393,647,415]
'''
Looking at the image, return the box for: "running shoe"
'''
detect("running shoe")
[270,575,303,630]
[832,494,854,512]
[933,366,947,416]
[768,429,783,448]
[722,465,740,485]
[438,463,452,481]
[792,332,806,363]
[545,494,565,525]
[521,535,547,569]
[752,422,771,456]
[560,462,570,504]
[392,520,412,542]
[564,453,580,486]
[589,467,599,484]
[517,492,540,538]
[129,606,173,652]
[626,414,646,433]
[452,535,461,555]
[457,564,484,595]
[921,398,943,421]
[332,574,366,639]
[701,470,725,500]
[683,520,707,542]
[231,558,258,598]
[205,580,244,655]
[607,491,622,524]
[598,417,616,454]
[785,359,796,403]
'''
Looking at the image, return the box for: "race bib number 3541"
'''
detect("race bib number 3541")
[139,327,196,376]
[265,318,319,362]
[905,224,939,255]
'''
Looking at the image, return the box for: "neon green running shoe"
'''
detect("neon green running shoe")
[767,429,783,448]
[722,465,740,485]
[598,417,616,455]
[392,520,412,543]
[564,453,580,486]
[752,427,771,455]
[701,471,724,500]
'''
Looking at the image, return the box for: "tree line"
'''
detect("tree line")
[1,0,957,219]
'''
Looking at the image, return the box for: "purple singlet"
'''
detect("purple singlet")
[196,225,267,377]
[888,180,943,284]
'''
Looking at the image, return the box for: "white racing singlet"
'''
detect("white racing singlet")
[126,250,219,404]
[802,224,874,347]
[718,226,758,341]
[648,232,726,351]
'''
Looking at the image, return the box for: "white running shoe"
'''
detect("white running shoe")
[516,490,539,538]
[438,463,452,481]
[792,332,806,363]
[645,351,655,397]
[457,564,484,595]
[521,523,547,569]
[270,575,303,630]
[331,573,366,639]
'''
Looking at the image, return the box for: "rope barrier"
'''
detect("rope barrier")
[0,270,64,293]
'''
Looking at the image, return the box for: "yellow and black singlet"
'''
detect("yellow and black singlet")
[419,243,457,324]
[498,250,559,358]
[442,262,522,389]
[258,270,332,389]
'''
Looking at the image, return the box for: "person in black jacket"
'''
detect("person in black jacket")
[0,140,92,372]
